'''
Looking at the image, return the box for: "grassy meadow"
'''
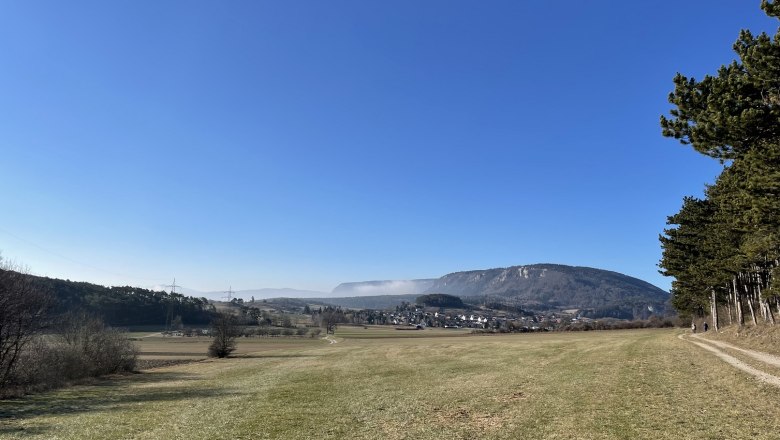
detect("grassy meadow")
[2,328,780,439]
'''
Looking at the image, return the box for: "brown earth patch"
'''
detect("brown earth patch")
[494,390,527,403]
[430,405,505,430]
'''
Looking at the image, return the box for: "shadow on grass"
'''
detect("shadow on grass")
[140,351,207,356]
[0,371,240,435]
[0,424,50,436]
[234,353,322,359]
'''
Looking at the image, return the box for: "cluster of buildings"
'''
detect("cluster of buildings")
[384,307,561,331]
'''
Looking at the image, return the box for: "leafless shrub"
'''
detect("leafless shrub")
[57,311,138,376]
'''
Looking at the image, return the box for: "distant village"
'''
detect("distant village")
[381,307,562,332]
[155,291,675,338]
[161,296,639,338]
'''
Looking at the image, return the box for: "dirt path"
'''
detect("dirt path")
[681,333,780,387]
[692,334,780,368]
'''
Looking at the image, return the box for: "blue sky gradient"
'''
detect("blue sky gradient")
[1,1,776,292]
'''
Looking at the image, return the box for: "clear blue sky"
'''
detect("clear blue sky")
[0,1,775,293]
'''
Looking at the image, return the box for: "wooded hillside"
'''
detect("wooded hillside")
[3,270,215,327]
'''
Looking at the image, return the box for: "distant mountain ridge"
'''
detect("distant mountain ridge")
[149,264,666,319]
[10,263,669,321]
[321,264,669,319]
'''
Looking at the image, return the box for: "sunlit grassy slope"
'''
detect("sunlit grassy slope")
[2,328,780,439]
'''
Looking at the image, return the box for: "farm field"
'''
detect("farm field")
[131,333,325,366]
[2,328,780,439]
[332,324,472,339]
[131,326,470,367]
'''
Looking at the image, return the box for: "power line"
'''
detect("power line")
[0,225,168,282]
[165,278,180,295]
[222,285,234,302]
[164,277,180,331]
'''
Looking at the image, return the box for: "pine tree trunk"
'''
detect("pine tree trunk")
[775,297,780,320]
[747,291,758,326]
[758,298,775,324]
[741,272,758,326]
[734,277,744,327]
[727,290,733,325]
[747,299,758,325]
[771,262,780,318]
[754,272,772,324]
[710,289,719,332]
[753,271,768,323]
[765,300,775,325]
[761,300,767,321]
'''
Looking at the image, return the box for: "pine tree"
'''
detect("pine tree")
[660,2,780,329]
[660,1,780,161]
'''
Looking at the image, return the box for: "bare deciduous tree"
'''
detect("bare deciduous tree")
[319,308,344,335]
[0,258,51,388]
[208,312,240,358]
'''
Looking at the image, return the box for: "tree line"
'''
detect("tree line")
[659,1,780,330]
[23,272,215,327]
[0,262,137,396]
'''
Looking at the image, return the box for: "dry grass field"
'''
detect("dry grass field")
[131,333,323,369]
[2,328,780,439]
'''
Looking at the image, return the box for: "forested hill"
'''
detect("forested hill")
[425,264,669,319]
[4,269,215,326]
